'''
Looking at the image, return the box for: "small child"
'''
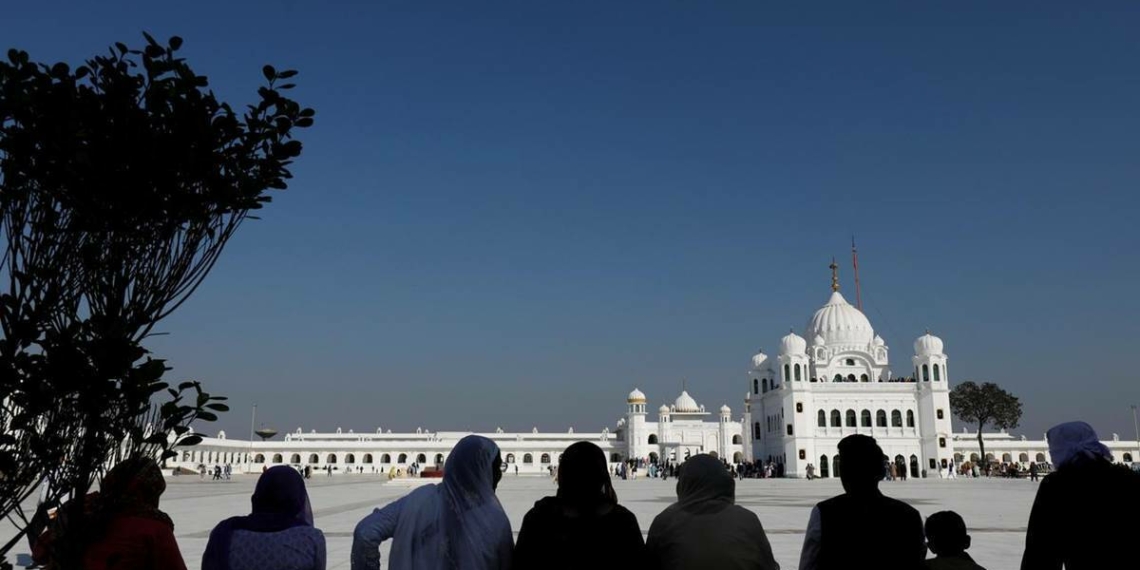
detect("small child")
[924,511,986,570]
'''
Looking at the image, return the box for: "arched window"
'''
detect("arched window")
[290,454,301,464]
[1124,453,1134,462]
[891,410,903,427]
[732,434,743,444]
[505,453,515,464]
[733,451,743,463]
[794,364,802,381]
[381,453,392,463]
[830,409,841,427]
[847,374,856,382]
[648,434,658,444]
[398,453,408,463]
[753,379,759,394]
[860,374,869,382]
[906,410,915,428]
[308,454,319,464]
[784,364,790,382]
[845,410,856,427]
[861,410,872,427]
[345,453,356,464]
[922,364,930,381]
[876,410,887,427]
[969,453,979,463]
[1018,453,1029,462]
[1035,453,1046,463]
[1002,453,1012,463]
[254,454,265,463]
[833,454,841,477]
[416,453,427,464]
[610,453,622,463]
[762,379,768,393]
[272,453,283,464]
[933,364,941,381]
[523,453,533,464]
[327,454,338,464]
[819,455,830,478]
[435,453,444,464]
[909,455,919,478]
[363,454,373,464]
[833,374,843,382]
[953,453,964,463]
[541,453,551,464]
[817,410,826,427]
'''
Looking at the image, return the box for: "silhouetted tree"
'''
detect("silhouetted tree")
[950,381,1023,467]
[0,33,313,564]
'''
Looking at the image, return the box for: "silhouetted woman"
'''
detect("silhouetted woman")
[351,435,513,570]
[32,457,187,570]
[514,441,643,570]
[203,465,325,570]
[645,454,779,570]
[1021,421,1140,570]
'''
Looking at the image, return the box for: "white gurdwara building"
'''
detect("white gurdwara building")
[741,277,954,479]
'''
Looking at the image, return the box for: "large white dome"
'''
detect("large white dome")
[914,331,944,356]
[780,330,807,356]
[806,291,875,345]
[673,390,701,413]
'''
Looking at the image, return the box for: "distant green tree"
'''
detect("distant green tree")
[950,381,1023,467]
[0,33,313,564]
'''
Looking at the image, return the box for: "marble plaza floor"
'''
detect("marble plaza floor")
[5,474,1039,569]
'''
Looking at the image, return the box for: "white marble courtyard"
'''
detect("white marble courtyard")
[5,473,1040,569]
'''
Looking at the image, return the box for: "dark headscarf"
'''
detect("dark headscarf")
[675,454,734,514]
[93,456,174,529]
[202,466,313,570]
[556,441,617,511]
[1047,421,1112,470]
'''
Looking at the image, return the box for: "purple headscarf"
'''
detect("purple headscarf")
[1047,421,1112,470]
[202,466,314,570]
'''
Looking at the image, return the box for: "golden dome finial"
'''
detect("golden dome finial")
[829,257,840,292]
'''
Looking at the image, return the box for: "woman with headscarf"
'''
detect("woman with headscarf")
[1020,421,1140,570]
[645,454,779,570]
[351,435,513,570]
[32,456,187,569]
[513,442,643,570]
[202,465,325,570]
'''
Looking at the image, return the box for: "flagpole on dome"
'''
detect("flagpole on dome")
[852,235,863,311]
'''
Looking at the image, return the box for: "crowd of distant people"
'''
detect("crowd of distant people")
[25,421,1140,569]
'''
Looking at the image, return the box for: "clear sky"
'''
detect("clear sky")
[4,2,1139,441]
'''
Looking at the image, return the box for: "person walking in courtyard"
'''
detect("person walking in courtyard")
[203,465,325,570]
[514,441,643,570]
[32,457,187,570]
[798,435,925,570]
[923,511,985,570]
[1028,461,1038,482]
[1020,421,1140,570]
[350,435,513,570]
[644,454,779,570]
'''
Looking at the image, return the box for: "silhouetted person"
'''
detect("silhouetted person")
[1020,421,1140,570]
[1028,462,1038,482]
[924,511,985,570]
[645,454,779,570]
[799,435,925,570]
[32,457,187,570]
[203,466,325,570]
[351,435,513,570]
[514,442,643,570]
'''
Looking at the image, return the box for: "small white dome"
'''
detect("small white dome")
[673,390,701,413]
[780,330,807,356]
[914,331,944,356]
[873,334,886,347]
[807,291,875,346]
[627,388,647,403]
[719,404,731,414]
[658,404,670,414]
[811,334,826,346]
[750,350,767,369]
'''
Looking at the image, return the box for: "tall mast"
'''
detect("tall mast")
[852,236,863,311]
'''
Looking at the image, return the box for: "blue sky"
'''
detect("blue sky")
[4,2,1139,440]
